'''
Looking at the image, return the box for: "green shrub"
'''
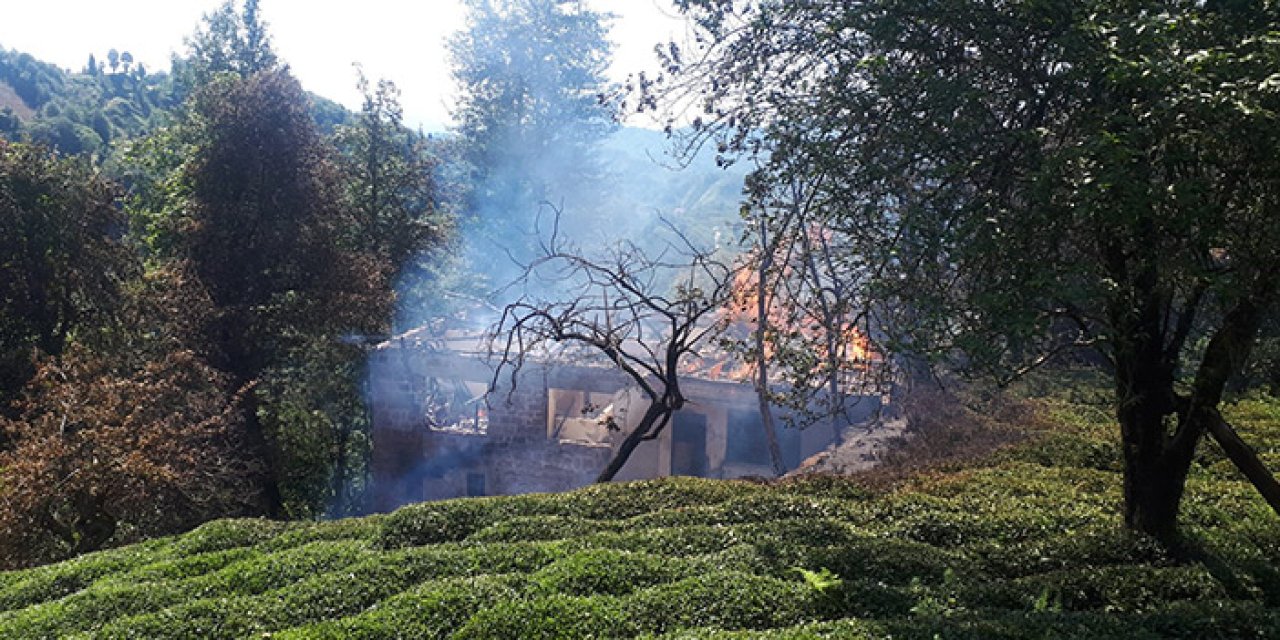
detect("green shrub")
[626,505,728,529]
[1001,564,1229,613]
[454,593,635,639]
[466,514,619,543]
[646,618,886,639]
[0,580,191,638]
[971,524,1169,578]
[546,477,766,520]
[531,549,700,596]
[1136,599,1280,639]
[93,594,269,639]
[376,498,500,548]
[104,547,259,585]
[566,525,743,557]
[624,571,818,635]
[187,539,375,597]
[395,540,565,579]
[802,538,960,586]
[776,475,876,501]
[733,519,865,549]
[170,518,292,555]
[259,516,383,550]
[272,574,529,639]
[1001,432,1123,471]
[0,539,172,612]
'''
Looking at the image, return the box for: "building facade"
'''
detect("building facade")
[367,333,880,511]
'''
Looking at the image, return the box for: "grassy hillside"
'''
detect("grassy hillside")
[0,396,1277,639]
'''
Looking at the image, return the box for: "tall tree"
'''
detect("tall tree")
[652,0,1280,539]
[183,0,278,85]
[175,69,388,382]
[144,69,391,515]
[0,141,131,412]
[333,68,441,282]
[449,0,616,278]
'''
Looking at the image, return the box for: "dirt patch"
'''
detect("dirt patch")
[0,81,36,120]
[786,387,1048,488]
[786,414,909,477]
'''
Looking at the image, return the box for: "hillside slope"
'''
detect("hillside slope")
[0,396,1277,639]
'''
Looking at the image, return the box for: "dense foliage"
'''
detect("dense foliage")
[650,0,1280,539]
[0,46,177,156]
[0,142,130,410]
[0,349,261,568]
[0,0,441,560]
[0,396,1275,638]
[449,0,617,282]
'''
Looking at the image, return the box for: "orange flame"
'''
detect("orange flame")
[682,259,876,383]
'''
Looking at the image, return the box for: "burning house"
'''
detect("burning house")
[367,329,882,511]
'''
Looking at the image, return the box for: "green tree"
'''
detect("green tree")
[174,69,388,382]
[334,68,441,280]
[449,0,615,276]
[0,141,130,412]
[183,0,278,85]
[333,68,451,335]
[655,0,1280,539]
[140,69,391,516]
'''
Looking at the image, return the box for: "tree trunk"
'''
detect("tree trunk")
[1121,441,1190,541]
[597,400,672,483]
[240,391,284,518]
[753,216,786,476]
[1205,412,1280,518]
[330,424,349,517]
[1113,327,1194,541]
[756,382,785,477]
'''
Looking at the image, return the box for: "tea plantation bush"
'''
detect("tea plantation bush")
[0,397,1277,637]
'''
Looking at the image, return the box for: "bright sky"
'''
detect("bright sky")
[0,0,689,131]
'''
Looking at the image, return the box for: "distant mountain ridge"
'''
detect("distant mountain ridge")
[0,45,353,158]
[0,45,748,249]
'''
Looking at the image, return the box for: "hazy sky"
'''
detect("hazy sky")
[1,0,689,131]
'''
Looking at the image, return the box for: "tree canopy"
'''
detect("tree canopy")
[0,141,131,410]
[450,0,616,279]
[654,0,1280,538]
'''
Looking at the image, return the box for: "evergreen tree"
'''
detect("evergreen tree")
[163,69,389,515]
[449,0,616,279]
[183,0,278,86]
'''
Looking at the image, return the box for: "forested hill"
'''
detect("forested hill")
[0,45,745,229]
[0,45,352,157]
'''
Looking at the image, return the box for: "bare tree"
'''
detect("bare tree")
[733,170,891,442]
[487,210,733,482]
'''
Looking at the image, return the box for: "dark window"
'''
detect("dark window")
[727,409,802,470]
[725,409,771,466]
[671,412,708,476]
[466,472,486,497]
